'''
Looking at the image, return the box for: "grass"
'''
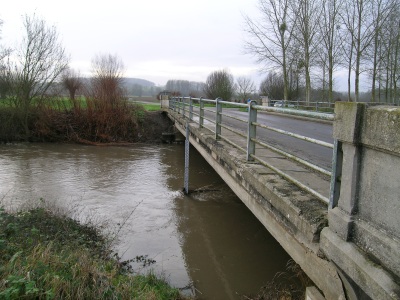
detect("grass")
[0,200,189,300]
[141,103,161,111]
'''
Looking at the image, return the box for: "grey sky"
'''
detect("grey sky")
[1,0,262,86]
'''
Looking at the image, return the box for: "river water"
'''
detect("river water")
[0,143,294,299]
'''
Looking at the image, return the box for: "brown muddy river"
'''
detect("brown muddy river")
[0,143,295,299]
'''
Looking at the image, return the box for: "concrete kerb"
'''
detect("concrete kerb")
[169,111,346,299]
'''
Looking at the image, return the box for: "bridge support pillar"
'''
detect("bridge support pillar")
[322,102,400,299]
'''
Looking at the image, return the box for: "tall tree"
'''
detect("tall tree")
[384,4,400,104]
[236,76,255,102]
[0,19,12,99]
[290,0,322,104]
[342,0,375,102]
[259,72,285,100]
[166,80,191,96]
[90,54,125,107]
[243,0,296,100]
[203,69,235,100]
[317,0,344,102]
[7,14,69,137]
[62,68,82,101]
[368,0,396,102]
[131,83,143,97]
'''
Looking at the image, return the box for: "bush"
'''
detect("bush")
[0,99,172,144]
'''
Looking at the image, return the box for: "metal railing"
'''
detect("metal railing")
[269,100,335,113]
[169,96,334,204]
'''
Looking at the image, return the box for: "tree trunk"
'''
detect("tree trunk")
[347,50,353,101]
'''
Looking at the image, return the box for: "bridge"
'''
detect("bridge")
[161,97,400,300]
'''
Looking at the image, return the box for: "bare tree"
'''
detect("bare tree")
[243,0,296,100]
[203,69,235,100]
[317,0,344,102]
[341,0,376,102]
[131,83,143,97]
[165,80,205,97]
[0,19,11,99]
[166,80,191,96]
[290,0,322,104]
[0,19,9,62]
[62,68,82,101]
[368,0,397,102]
[389,7,400,104]
[7,14,69,137]
[90,54,125,107]
[381,4,400,104]
[236,76,256,102]
[259,72,285,100]
[0,19,14,100]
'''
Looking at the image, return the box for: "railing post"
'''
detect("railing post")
[177,97,181,114]
[199,97,204,128]
[215,97,222,140]
[247,100,257,161]
[183,97,187,119]
[189,97,193,121]
[329,139,342,209]
[316,101,319,112]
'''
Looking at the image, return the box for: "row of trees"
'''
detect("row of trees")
[165,71,257,102]
[244,0,400,103]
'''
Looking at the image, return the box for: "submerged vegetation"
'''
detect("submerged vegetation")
[0,201,188,299]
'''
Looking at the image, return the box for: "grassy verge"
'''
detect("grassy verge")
[140,103,161,111]
[0,203,188,300]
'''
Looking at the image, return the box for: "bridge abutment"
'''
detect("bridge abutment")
[321,103,400,299]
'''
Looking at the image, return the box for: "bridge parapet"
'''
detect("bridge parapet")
[322,102,400,299]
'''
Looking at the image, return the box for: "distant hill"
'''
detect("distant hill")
[56,77,160,97]
[79,77,155,88]
[122,78,155,88]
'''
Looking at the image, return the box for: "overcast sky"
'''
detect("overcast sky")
[1,0,265,86]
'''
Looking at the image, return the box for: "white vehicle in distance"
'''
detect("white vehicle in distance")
[273,100,296,108]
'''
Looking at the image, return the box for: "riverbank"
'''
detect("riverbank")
[0,101,173,144]
[0,201,189,299]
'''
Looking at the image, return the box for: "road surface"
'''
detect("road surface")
[201,108,333,171]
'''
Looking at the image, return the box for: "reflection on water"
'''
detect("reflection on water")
[0,143,293,299]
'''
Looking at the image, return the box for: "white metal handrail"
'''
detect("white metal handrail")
[169,96,334,204]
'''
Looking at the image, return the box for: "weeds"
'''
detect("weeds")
[242,260,311,300]
[0,202,188,300]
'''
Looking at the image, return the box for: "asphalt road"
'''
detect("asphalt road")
[201,108,334,171]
